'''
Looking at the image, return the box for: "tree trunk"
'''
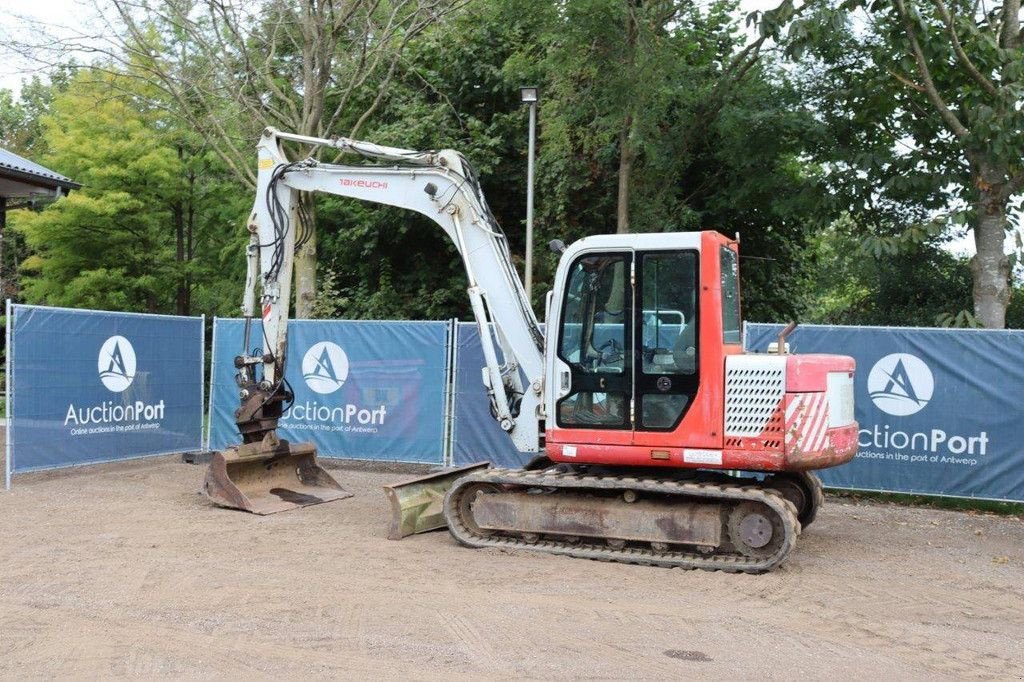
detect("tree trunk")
[184,168,195,316]
[971,180,1010,328]
[174,145,188,316]
[173,200,187,316]
[293,193,316,319]
[616,116,634,234]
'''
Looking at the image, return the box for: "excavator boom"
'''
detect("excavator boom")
[204,127,547,513]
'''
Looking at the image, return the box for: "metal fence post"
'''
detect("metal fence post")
[199,314,206,452]
[441,318,458,467]
[5,298,11,490]
[205,317,218,452]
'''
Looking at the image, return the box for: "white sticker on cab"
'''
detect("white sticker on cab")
[563,445,577,457]
[683,448,723,465]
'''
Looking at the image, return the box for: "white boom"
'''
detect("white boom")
[239,128,546,452]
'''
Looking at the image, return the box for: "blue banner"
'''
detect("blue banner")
[209,319,448,464]
[451,322,533,468]
[8,305,204,475]
[746,323,1024,502]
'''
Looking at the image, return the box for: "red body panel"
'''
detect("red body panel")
[786,354,855,392]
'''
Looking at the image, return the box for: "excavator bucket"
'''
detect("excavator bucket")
[383,462,491,539]
[203,433,352,514]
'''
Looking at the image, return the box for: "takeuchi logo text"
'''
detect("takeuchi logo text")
[339,178,388,190]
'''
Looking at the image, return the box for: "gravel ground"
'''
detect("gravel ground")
[0,451,1022,680]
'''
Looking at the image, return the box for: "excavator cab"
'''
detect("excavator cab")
[545,237,705,441]
[542,231,856,475]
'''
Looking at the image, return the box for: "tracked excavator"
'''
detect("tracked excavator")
[204,127,859,572]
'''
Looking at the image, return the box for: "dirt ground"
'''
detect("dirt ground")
[1,451,1023,680]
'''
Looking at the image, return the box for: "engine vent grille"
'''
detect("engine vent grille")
[724,357,786,437]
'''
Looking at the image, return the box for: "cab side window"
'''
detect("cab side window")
[721,246,741,344]
[639,252,698,429]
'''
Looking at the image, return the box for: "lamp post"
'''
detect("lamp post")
[520,86,538,305]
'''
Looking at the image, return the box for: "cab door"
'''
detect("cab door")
[553,251,634,445]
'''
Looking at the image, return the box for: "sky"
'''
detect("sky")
[0,0,1013,258]
[0,0,87,96]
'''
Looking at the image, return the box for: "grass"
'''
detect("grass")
[830,489,1024,517]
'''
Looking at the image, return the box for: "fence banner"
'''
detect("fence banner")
[746,322,1024,502]
[209,319,448,464]
[7,304,204,478]
[451,322,533,468]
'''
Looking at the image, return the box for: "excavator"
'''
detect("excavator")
[203,127,859,572]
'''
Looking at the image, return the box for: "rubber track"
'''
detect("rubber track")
[800,471,825,528]
[443,468,801,574]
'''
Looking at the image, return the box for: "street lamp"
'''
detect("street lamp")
[520,86,539,306]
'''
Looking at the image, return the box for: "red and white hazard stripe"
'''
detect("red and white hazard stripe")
[785,393,830,454]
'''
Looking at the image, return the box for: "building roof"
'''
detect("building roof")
[0,146,80,200]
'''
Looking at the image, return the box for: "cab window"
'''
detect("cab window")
[721,246,741,344]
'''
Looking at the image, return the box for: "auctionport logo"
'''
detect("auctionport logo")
[867,353,934,417]
[98,336,136,392]
[66,335,164,431]
[302,341,349,395]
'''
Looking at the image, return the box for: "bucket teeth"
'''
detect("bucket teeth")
[202,436,351,514]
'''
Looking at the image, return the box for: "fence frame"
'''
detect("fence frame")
[208,317,450,465]
[745,320,1024,504]
[4,302,206,484]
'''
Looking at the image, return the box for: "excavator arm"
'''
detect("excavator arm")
[234,128,546,453]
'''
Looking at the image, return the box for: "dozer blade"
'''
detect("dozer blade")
[383,462,490,539]
[203,434,352,515]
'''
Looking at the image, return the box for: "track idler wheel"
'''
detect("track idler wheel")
[768,472,824,528]
[456,482,503,537]
[727,501,786,559]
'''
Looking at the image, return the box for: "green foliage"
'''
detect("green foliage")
[0,66,75,156]
[768,0,1024,326]
[10,68,247,315]
[307,0,840,324]
[7,0,1005,333]
[536,0,834,321]
[312,0,553,321]
[800,214,975,326]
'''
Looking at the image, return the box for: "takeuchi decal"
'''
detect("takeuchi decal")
[340,178,388,190]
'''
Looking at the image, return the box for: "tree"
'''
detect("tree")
[537,0,833,321]
[0,67,76,156]
[775,0,1024,327]
[800,215,976,326]
[311,0,551,320]
[9,0,467,318]
[306,0,829,323]
[10,68,247,315]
